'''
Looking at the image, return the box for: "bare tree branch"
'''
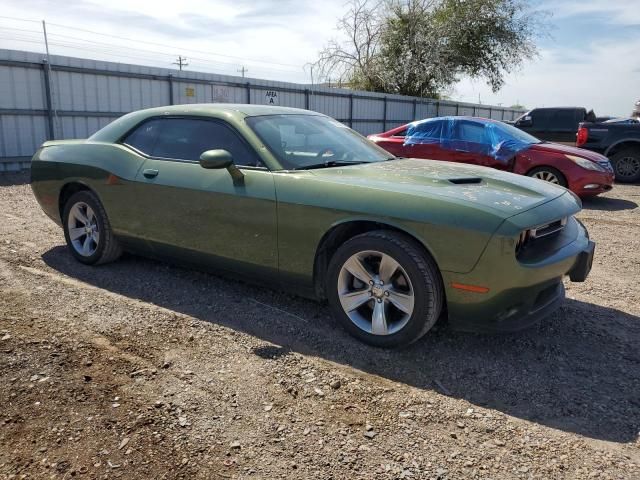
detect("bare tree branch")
[314,0,544,97]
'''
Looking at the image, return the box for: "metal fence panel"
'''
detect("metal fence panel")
[174,81,211,104]
[353,97,384,121]
[309,92,350,121]
[386,100,409,122]
[0,48,525,168]
[352,121,385,136]
[0,65,46,109]
[415,102,435,119]
[0,114,48,156]
[437,104,458,116]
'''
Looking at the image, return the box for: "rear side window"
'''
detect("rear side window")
[530,109,552,129]
[123,117,262,167]
[455,121,486,143]
[123,119,162,154]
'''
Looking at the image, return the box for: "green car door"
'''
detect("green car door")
[124,116,278,277]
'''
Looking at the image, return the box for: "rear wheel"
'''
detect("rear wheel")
[610,147,640,183]
[62,190,122,265]
[326,230,443,348]
[527,166,568,187]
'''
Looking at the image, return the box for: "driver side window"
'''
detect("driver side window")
[123,118,263,167]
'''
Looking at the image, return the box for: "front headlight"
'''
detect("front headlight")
[565,154,605,172]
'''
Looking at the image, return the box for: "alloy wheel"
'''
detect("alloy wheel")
[67,202,100,257]
[615,156,640,180]
[337,250,414,336]
[532,170,560,184]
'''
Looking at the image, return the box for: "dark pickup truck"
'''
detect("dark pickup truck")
[511,107,596,145]
[577,122,640,182]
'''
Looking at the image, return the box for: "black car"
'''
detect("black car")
[512,107,596,145]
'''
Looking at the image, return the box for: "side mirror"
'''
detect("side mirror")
[199,149,244,185]
[200,149,233,169]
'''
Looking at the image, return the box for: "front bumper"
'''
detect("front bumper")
[568,239,595,282]
[571,170,614,197]
[442,209,594,333]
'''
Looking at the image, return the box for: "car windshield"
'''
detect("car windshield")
[245,114,393,170]
[490,120,541,144]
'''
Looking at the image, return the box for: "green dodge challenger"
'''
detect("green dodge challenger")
[31,104,595,347]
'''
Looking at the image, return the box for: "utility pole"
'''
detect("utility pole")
[237,66,248,78]
[41,20,58,139]
[173,56,188,71]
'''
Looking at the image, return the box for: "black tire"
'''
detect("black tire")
[62,190,122,265]
[326,230,443,348]
[610,147,640,183]
[527,166,568,187]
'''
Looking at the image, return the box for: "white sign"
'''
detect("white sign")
[212,86,231,103]
[265,90,279,105]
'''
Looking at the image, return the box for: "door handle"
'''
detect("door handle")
[143,168,159,179]
[455,149,469,153]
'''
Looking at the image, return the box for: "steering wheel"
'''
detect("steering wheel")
[316,147,335,158]
[315,147,354,162]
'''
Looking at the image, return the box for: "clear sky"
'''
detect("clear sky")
[0,0,638,116]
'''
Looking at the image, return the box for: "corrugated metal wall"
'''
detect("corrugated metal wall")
[0,48,525,171]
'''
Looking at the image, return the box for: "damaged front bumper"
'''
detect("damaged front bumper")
[442,196,594,333]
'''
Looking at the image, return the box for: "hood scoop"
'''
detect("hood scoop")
[447,177,483,185]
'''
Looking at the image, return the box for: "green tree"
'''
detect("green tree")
[316,0,543,98]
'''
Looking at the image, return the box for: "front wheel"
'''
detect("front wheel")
[326,230,443,348]
[62,190,122,265]
[527,166,568,187]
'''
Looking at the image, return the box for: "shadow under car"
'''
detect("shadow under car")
[41,246,640,444]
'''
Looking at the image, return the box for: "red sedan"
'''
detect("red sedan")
[368,117,614,197]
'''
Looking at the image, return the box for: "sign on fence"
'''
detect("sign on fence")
[265,91,279,106]
[212,86,230,103]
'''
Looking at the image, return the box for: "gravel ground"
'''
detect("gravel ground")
[0,171,639,479]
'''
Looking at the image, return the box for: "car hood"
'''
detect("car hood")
[528,142,608,162]
[309,158,568,217]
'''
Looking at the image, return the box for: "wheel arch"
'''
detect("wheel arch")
[58,181,96,223]
[312,219,442,300]
[605,139,640,157]
[525,165,568,185]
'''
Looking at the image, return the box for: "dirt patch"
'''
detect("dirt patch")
[1,172,639,479]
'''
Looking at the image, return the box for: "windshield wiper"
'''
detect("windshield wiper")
[295,160,367,170]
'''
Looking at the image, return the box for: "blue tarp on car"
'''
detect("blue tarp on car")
[404,117,534,164]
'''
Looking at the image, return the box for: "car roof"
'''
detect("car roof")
[131,103,320,118]
[89,103,324,143]
[407,116,503,125]
[380,116,505,135]
[528,107,586,111]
